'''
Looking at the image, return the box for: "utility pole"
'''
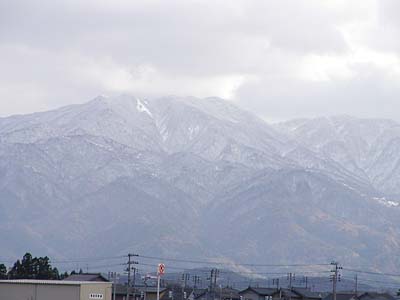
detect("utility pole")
[209,269,214,300]
[126,253,139,300]
[111,272,119,300]
[273,278,280,290]
[354,274,358,297]
[133,267,137,299]
[330,261,342,300]
[144,275,150,300]
[208,269,219,300]
[287,273,295,300]
[209,269,214,292]
[182,273,190,288]
[182,273,190,300]
[193,275,200,289]
[214,269,219,292]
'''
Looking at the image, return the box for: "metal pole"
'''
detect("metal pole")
[127,254,132,300]
[133,268,136,300]
[144,277,148,300]
[355,274,358,297]
[157,275,161,300]
[113,273,116,300]
[331,262,338,300]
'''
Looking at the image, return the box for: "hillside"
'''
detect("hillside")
[1,95,400,274]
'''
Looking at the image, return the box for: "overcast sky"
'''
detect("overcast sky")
[1,0,400,121]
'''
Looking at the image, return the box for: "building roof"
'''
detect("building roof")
[113,284,167,296]
[0,279,111,286]
[292,288,324,299]
[192,288,208,297]
[323,293,357,300]
[240,287,277,296]
[162,286,194,300]
[278,289,302,298]
[220,287,241,299]
[64,273,109,282]
[113,284,132,295]
[359,293,396,300]
[240,287,323,299]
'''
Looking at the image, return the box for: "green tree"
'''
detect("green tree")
[60,271,69,280]
[8,253,60,280]
[8,259,24,279]
[0,264,7,279]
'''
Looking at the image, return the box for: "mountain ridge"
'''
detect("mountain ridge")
[1,95,400,273]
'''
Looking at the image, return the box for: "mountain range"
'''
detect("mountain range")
[1,95,400,276]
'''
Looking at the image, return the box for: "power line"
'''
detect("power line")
[0,255,126,265]
[343,268,400,278]
[85,263,126,270]
[138,255,330,268]
[341,276,400,287]
[137,262,331,277]
[51,255,126,264]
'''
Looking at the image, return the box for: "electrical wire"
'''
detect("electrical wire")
[343,268,400,278]
[138,255,330,268]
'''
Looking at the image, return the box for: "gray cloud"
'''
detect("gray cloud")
[0,0,399,121]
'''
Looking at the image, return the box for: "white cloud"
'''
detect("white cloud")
[0,0,400,120]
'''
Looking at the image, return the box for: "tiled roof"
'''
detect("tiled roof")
[292,288,324,299]
[323,293,357,300]
[240,287,277,296]
[64,273,109,282]
[359,293,396,300]
[280,289,302,298]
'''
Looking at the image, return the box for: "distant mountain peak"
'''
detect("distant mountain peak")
[2,95,400,273]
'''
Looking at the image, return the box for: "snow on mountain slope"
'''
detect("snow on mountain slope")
[1,96,400,271]
[205,168,400,272]
[276,116,400,195]
[0,95,162,152]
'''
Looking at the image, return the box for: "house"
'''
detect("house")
[161,285,194,300]
[189,288,208,300]
[239,287,302,300]
[64,273,110,282]
[0,279,112,300]
[358,292,396,300]
[219,287,241,300]
[323,293,358,300]
[239,287,277,300]
[240,287,323,300]
[191,287,240,300]
[112,284,168,300]
[292,288,324,300]
[276,289,302,300]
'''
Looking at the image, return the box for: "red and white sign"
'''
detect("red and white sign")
[157,263,165,275]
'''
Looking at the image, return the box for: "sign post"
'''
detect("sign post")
[157,263,165,300]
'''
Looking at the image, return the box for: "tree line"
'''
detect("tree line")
[0,253,74,280]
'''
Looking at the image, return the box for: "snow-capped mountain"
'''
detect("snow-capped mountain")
[275,116,400,196]
[1,95,400,273]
